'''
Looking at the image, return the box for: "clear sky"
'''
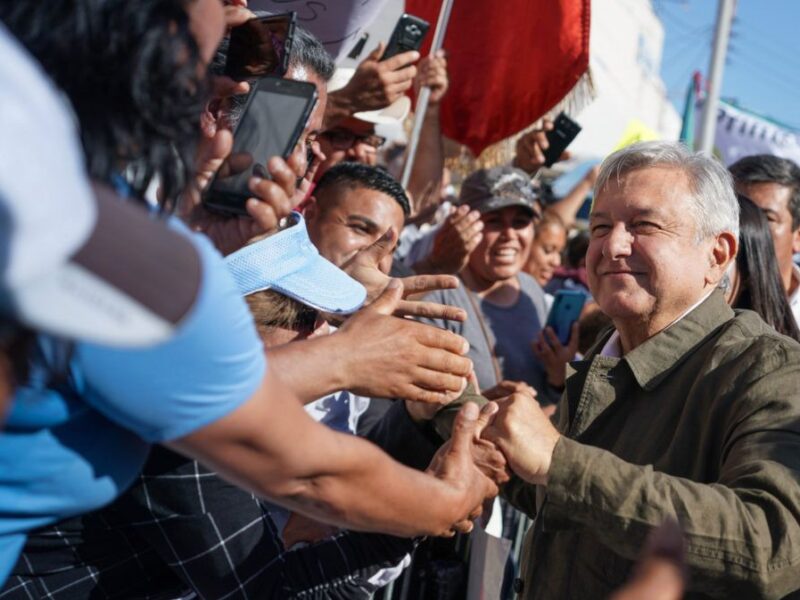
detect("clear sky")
[655,0,800,131]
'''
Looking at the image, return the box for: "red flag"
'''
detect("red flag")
[406,0,591,157]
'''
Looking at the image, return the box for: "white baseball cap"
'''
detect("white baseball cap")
[0,25,201,346]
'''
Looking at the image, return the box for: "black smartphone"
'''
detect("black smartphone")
[204,77,317,216]
[545,290,587,345]
[381,14,430,61]
[543,112,582,167]
[225,12,296,81]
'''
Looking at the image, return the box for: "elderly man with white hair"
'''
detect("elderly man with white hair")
[478,141,800,599]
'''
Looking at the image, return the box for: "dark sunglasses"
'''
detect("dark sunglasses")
[320,129,386,151]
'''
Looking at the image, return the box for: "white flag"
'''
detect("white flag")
[696,100,800,166]
[249,0,391,61]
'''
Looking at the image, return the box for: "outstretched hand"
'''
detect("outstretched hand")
[336,280,472,404]
[483,392,561,486]
[426,403,500,536]
[342,228,467,322]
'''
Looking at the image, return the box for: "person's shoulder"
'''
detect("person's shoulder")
[418,285,466,331]
[518,272,547,297]
[422,282,464,304]
[713,309,800,375]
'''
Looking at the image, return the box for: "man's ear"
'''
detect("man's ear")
[707,231,738,286]
[304,197,319,223]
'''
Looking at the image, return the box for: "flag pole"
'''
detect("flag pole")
[400,0,455,188]
[697,0,736,154]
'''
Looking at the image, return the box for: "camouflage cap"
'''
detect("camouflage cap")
[457,166,540,216]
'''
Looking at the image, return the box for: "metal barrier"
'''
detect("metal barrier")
[377,506,533,600]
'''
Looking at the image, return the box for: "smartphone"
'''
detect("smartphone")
[545,290,587,345]
[543,112,582,168]
[204,77,317,216]
[225,13,296,81]
[381,14,430,61]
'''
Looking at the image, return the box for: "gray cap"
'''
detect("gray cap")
[458,166,539,216]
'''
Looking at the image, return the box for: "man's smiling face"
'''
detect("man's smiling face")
[305,183,405,275]
[587,166,719,328]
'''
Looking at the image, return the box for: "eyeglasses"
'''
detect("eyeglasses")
[320,129,386,151]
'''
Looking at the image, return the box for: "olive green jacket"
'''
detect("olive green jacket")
[446,290,800,599]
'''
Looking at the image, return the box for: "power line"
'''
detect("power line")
[727,47,800,90]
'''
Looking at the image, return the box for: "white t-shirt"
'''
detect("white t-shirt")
[789,264,800,329]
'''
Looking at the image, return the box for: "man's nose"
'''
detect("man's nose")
[604,223,633,259]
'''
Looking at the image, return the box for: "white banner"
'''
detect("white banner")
[249,0,391,61]
[696,100,800,166]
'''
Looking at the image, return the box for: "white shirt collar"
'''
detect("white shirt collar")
[600,289,715,358]
[789,264,800,305]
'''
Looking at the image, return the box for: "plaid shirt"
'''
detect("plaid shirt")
[1,443,416,600]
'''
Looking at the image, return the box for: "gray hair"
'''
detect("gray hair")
[594,141,739,242]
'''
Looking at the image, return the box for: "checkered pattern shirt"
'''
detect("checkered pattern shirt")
[0,445,416,600]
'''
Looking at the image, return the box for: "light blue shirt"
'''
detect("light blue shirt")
[0,227,266,584]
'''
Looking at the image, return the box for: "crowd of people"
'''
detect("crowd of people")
[1,1,800,599]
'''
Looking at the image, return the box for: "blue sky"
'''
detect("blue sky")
[655,0,800,131]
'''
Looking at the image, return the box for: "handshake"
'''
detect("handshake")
[420,381,562,536]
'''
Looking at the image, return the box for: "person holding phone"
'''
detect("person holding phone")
[0,1,500,591]
[322,42,419,132]
[418,166,565,408]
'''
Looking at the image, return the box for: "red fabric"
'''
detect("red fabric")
[405,0,591,156]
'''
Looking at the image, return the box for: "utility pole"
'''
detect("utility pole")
[697,0,736,154]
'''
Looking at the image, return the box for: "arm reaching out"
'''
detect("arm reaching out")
[170,375,498,538]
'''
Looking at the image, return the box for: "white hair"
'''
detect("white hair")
[594,141,739,242]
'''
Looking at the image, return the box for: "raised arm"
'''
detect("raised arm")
[170,368,497,538]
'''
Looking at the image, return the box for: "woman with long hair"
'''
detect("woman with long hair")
[726,195,800,341]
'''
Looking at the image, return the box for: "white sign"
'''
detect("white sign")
[249,0,390,62]
[696,100,800,166]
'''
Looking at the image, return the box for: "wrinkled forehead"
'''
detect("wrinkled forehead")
[592,165,694,215]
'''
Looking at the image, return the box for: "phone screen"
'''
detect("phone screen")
[545,291,587,345]
[206,78,316,213]
[225,14,294,81]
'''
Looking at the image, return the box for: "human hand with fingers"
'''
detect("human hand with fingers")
[336,280,473,404]
[413,205,484,275]
[180,146,299,255]
[532,323,579,389]
[334,43,419,114]
[482,379,536,401]
[482,392,561,486]
[406,392,510,485]
[414,49,449,106]
[342,228,468,322]
[425,403,501,535]
[469,402,512,486]
[513,118,572,175]
[180,36,303,255]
